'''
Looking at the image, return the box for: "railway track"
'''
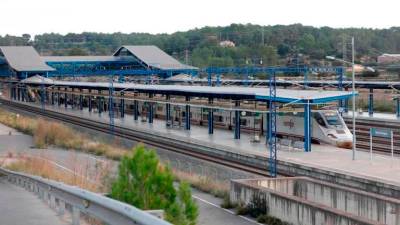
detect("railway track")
[344,118,400,155]
[0,99,273,177]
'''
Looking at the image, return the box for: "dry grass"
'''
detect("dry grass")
[172,169,229,198]
[6,151,111,193]
[0,109,127,160]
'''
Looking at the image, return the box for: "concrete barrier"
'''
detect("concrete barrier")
[230,177,399,225]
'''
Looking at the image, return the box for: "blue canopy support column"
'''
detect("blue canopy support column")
[166,95,171,127]
[304,101,311,152]
[64,88,68,108]
[265,102,270,138]
[21,85,25,102]
[368,88,374,116]
[208,98,214,134]
[234,101,241,139]
[9,85,13,100]
[120,92,125,118]
[16,85,20,101]
[51,87,55,105]
[97,90,102,115]
[88,89,92,112]
[133,100,139,121]
[71,88,75,109]
[148,94,154,124]
[79,89,83,110]
[185,96,191,130]
[396,98,400,118]
[57,87,61,106]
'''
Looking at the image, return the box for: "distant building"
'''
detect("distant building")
[377,54,400,64]
[219,40,235,48]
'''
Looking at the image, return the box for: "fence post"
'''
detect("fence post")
[72,207,80,225]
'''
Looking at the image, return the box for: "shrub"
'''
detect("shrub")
[247,193,268,218]
[257,214,291,225]
[220,192,237,209]
[236,202,249,215]
[110,145,198,224]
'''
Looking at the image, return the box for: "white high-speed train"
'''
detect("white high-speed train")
[276,110,353,148]
[129,102,353,149]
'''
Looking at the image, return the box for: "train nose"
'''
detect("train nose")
[337,141,353,149]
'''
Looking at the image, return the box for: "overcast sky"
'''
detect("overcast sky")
[1,0,399,36]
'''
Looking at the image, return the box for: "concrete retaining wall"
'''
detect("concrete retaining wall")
[230,177,399,225]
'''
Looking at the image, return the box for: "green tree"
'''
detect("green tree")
[67,47,88,56]
[111,145,176,209]
[111,145,198,225]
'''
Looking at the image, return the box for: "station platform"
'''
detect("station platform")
[343,111,400,123]
[7,101,400,188]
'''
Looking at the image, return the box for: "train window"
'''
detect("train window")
[325,114,342,125]
[213,115,224,122]
[314,113,327,127]
[240,119,247,126]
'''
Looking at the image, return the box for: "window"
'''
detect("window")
[324,114,342,126]
[213,115,224,122]
[314,113,327,127]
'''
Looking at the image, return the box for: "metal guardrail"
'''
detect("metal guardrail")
[0,167,171,225]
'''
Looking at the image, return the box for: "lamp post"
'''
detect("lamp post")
[326,37,357,160]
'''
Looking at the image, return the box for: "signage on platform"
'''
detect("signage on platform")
[370,128,392,139]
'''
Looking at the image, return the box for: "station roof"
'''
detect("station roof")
[42,56,123,63]
[21,76,354,103]
[0,45,197,75]
[114,46,198,70]
[0,46,55,72]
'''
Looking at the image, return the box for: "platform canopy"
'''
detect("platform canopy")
[21,76,354,104]
[0,46,55,72]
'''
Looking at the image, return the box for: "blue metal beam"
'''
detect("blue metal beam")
[148,94,154,124]
[79,89,83,110]
[120,92,125,118]
[64,88,68,108]
[88,89,92,112]
[97,90,102,115]
[234,101,240,139]
[185,96,191,130]
[57,87,61,106]
[134,100,139,121]
[368,88,374,116]
[304,101,311,152]
[208,98,214,134]
[166,95,171,127]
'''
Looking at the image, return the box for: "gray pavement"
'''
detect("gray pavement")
[192,188,260,225]
[0,177,65,225]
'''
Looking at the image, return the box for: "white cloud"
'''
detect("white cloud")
[0,0,398,36]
